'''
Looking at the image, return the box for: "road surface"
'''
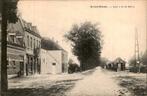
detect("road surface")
[8,67,147,96]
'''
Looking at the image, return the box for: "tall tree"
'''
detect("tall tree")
[141,50,147,65]
[1,0,18,96]
[65,22,102,71]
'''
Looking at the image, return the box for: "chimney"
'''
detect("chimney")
[23,21,27,28]
[32,26,37,33]
[27,23,32,30]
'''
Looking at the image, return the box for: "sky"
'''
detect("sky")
[18,0,146,63]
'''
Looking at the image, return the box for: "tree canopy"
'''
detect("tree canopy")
[65,22,102,71]
[1,1,19,95]
[4,0,19,23]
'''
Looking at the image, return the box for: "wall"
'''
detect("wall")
[7,19,25,47]
[0,18,25,75]
[62,50,68,73]
[41,49,65,74]
[25,31,41,55]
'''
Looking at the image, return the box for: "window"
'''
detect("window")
[30,37,32,49]
[34,38,35,49]
[12,61,16,69]
[36,40,38,48]
[52,63,56,66]
[10,35,15,43]
[27,35,29,48]
[13,61,15,65]
[39,41,41,48]
[38,41,39,48]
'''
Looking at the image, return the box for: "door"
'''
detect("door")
[52,63,56,74]
[19,62,24,76]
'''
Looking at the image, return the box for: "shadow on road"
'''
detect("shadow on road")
[8,78,80,96]
[8,87,68,96]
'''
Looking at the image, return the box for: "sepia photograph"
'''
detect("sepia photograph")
[0,0,147,96]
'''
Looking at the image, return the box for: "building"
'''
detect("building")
[0,15,42,76]
[0,17,25,76]
[21,20,41,76]
[40,49,68,74]
[106,57,126,71]
[113,57,126,71]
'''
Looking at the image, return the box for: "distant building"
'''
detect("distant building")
[40,49,68,74]
[113,57,126,71]
[105,58,126,71]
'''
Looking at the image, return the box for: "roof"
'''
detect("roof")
[114,57,126,64]
[20,18,41,38]
[41,37,67,52]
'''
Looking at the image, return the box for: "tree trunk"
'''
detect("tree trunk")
[1,1,8,96]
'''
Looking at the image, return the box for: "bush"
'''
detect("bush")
[68,63,80,74]
[129,66,147,73]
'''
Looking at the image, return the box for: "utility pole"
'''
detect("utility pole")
[135,28,140,73]
[1,1,8,96]
[146,10,147,93]
[146,28,147,95]
[0,1,2,96]
[1,1,19,96]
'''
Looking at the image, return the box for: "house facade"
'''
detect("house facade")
[0,18,25,76]
[0,16,42,76]
[21,20,41,76]
[40,49,68,74]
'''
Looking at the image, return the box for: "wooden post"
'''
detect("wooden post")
[1,1,8,96]
[0,24,1,96]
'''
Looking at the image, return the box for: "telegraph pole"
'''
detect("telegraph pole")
[135,28,140,73]
[146,11,147,93]
[1,1,19,96]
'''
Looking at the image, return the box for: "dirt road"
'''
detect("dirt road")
[8,67,147,96]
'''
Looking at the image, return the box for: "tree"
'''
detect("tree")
[1,0,19,96]
[128,56,136,67]
[129,56,140,73]
[141,50,147,66]
[100,57,109,68]
[65,22,102,71]
[68,58,80,73]
[68,63,80,74]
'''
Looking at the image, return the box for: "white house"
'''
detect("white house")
[40,49,68,74]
